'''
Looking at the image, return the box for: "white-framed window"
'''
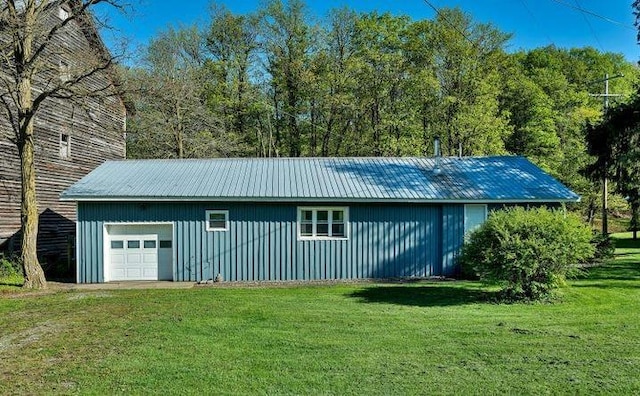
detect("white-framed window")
[464,204,488,235]
[60,133,71,159]
[58,6,69,20]
[59,60,71,82]
[205,210,229,232]
[298,207,348,240]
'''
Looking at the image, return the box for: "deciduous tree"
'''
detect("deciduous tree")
[0,0,125,289]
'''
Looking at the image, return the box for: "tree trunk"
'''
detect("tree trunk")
[19,128,46,289]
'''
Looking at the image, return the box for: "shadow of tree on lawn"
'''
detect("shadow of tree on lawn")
[580,262,640,282]
[348,284,496,307]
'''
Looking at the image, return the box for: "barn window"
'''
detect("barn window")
[58,7,69,20]
[59,60,71,82]
[206,210,229,231]
[60,133,71,159]
[298,207,348,240]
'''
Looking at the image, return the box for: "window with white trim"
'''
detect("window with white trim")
[59,60,71,82]
[58,6,69,20]
[60,133,71,159]
[464,204,488,235]
[206,210,229,231]
[298,207,348,239]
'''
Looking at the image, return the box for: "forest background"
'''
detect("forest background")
[122,0,640,225]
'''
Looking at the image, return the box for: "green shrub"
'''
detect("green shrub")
[461,207,594,301]
[0,254,22,278]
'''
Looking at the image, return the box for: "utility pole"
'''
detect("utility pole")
[589,73,624,236]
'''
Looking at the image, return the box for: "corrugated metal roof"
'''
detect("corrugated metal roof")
[60,156,579,202]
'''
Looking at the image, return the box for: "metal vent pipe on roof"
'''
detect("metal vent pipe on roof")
[434,136,442,175]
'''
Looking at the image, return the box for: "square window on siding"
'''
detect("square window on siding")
[59,60,71,82]
[206,210,229,232]
[298,207,348,240]
[58,7,69,20]
[159,240,172,249]
[60,133,71,159]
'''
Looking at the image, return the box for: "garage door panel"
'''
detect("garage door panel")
[143,253,157,264]
[125,268,142,278]
[127,253,142,264]
[112,268,125,279]
[111,254,125,264]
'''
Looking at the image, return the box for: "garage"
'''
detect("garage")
[104,223,173,281]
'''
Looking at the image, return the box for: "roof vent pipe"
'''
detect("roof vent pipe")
[433,136,442,175]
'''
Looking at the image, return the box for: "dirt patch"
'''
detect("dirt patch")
[0,320,63,354]
[67,292,113,300]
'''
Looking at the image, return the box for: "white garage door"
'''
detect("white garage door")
[109,234,159,281]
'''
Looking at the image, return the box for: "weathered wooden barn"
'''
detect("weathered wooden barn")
[61,156,578,283]
[0,3,127,270]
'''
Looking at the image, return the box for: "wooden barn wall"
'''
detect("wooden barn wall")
[77,202,465,283]
[0,8,126,267]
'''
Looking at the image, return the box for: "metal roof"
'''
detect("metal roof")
[60,156,579,203]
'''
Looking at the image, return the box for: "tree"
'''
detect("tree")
[0,0,125,289]
[127,26,242,159]
[260,0,314,157]
[205,4,260,152]
[586,98,640,239]
[425,8,512,156]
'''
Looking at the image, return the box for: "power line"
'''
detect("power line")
[421,0,475,47]
[550,0,636,31]
[572,0,605,52]
[519,0,554,44]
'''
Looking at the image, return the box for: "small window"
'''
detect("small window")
[60,133,71,159]
[110,240,124,249]
[298,207,348,240]
[464,204,488,235]
[143,240,156,249]
[58,7,69,20]
[127,240,140,249]
[159,240,172,249]
[206,210,229,232]
[59,60,71,82]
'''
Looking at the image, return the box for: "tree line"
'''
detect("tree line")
[124,0,638,221]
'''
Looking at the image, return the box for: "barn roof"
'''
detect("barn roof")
[60,156,579,203]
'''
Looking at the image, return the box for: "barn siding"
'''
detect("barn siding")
[0,9,126,267]
[77,201,463,283]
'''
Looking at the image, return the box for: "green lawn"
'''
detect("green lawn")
[1,235,639,395]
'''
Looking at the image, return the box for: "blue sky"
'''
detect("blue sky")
[97,0,639,63]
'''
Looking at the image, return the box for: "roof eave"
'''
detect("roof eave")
[60,196,580,204]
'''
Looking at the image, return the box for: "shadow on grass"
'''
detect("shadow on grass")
[586,262,640,280]
[348,284,495,307]
[612,238,640,250]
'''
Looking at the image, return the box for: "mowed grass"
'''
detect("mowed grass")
[1,235,639,394]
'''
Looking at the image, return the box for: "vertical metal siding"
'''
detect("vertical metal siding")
[441,205,464,276]
[77,201,465,283]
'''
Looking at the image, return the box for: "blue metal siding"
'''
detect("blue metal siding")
[77,202,464,283]
[441,205,464,276]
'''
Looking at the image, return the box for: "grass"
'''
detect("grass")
[0,235,639,394]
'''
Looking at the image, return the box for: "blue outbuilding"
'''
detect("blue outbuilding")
[61,156,578,283]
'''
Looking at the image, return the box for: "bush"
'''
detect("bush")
[461,207,594,301]
[0,254,22,278]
